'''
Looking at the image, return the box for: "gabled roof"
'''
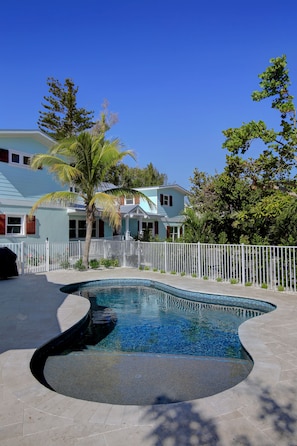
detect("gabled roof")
[120,204,151,218]
[0,130,55,148]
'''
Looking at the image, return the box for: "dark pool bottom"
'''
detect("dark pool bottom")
[43,351,252,405]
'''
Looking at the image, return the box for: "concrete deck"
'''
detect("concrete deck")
[1,268,297,445]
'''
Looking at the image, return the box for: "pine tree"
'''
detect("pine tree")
[38,77,94,140]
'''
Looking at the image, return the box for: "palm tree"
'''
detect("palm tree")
[30,131,153,267]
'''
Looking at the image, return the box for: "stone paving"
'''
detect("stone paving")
[1,268,297,445]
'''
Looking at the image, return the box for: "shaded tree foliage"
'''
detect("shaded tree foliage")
[105,161,167,187]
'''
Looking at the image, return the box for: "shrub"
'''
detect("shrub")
[180,271,186,277]
[170,271,176,275]
[191,273,197,278]
[60,260,70,269]
[216,277,222,282]
[277,285,285,292]
[74,258,86,271]
[203,275,208,280]
[144,266,150,271]
[160,269,166,274]
[230,278,238,285]
[245,282,252,287]
[153,267,158,272]
[261,283,268,289]
[89,259,100,269]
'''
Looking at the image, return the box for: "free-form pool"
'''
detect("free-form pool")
[31,279,275,405]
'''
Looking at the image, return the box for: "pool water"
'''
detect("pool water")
[31,279,275,405]
[77,285,260,359]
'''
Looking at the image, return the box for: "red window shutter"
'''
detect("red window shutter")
[119,196,125,205]
[160,194,164,205]
[135,196,140,205]
[169,195,173,206]
[26,215,36,235]
[166,226,170,238]
[99,219,104,237]
[154,221,159,235]
[0,215,6,234]
[0,148,9,163]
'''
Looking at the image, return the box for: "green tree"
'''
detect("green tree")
[105,161,167,187]
[222,55,297,190]
[30,132,153,267]
[38,77,95,140]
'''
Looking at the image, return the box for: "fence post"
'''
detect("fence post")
[241,243,245,285]
[164,241,167,272]
[137,240,141,268]
[45,239,50,272]
[197,242,201,278]
[20,241,24,275]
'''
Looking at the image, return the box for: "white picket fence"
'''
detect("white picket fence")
[1,240,296,292]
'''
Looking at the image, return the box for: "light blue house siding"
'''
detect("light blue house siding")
[0,130,70,244]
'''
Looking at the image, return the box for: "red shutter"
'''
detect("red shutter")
[99,219,104,237]
[135,196,140,205]
[166,226,170,239]
[26,215,36,235]
[154,221,159,235]
[0,215,5,235]
[119,196,125,205]
[169,195,173,206]
[160,194,164,205]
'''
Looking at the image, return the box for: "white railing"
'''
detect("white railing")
[1,240,296,292]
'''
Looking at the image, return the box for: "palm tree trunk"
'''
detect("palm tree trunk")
[83,206,94,268]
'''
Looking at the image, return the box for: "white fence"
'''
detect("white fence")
[1,240,296,292]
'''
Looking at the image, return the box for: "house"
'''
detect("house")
[0,130,187,243]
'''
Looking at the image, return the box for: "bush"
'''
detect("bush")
[191,273,197,278]
[277,285,285,292]
[230,278,238,285]
[203,275,208,280]
[245,282,252,287]
[60,260,70,269]
[261,283,268,289]
[89,259,100,269]
[180,271,186,276]
[74,258,86,271]
[216,277,223,282]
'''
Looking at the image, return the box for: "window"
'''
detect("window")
[125,196,134,205]
[166,226,180,241]
[142,221,154,235]
[0,214,36,236]
[7,216,23,234]
[11,153,20,163]
[69,219,96,239]
[23,156,31,165]
[160,194,173,206]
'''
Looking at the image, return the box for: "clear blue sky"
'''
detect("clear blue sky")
[1,0,297,189]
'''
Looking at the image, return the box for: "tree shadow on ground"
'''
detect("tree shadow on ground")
[143,381,297,446]
[0,274,70,353]
[143,396,222,446]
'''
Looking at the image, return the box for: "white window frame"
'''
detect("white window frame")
[125,196,134,205]
[163,194,169,206]
[6,214,25,236]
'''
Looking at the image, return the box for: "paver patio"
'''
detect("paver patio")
[1,268,297,445]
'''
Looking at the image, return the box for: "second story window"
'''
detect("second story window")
[125,196,134,205]
[160,194,173,206]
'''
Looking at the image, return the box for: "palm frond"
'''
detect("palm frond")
[30,191,80,216]
[90,192,121,229]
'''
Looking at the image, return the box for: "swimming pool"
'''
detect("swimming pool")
[31,279,275,405]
